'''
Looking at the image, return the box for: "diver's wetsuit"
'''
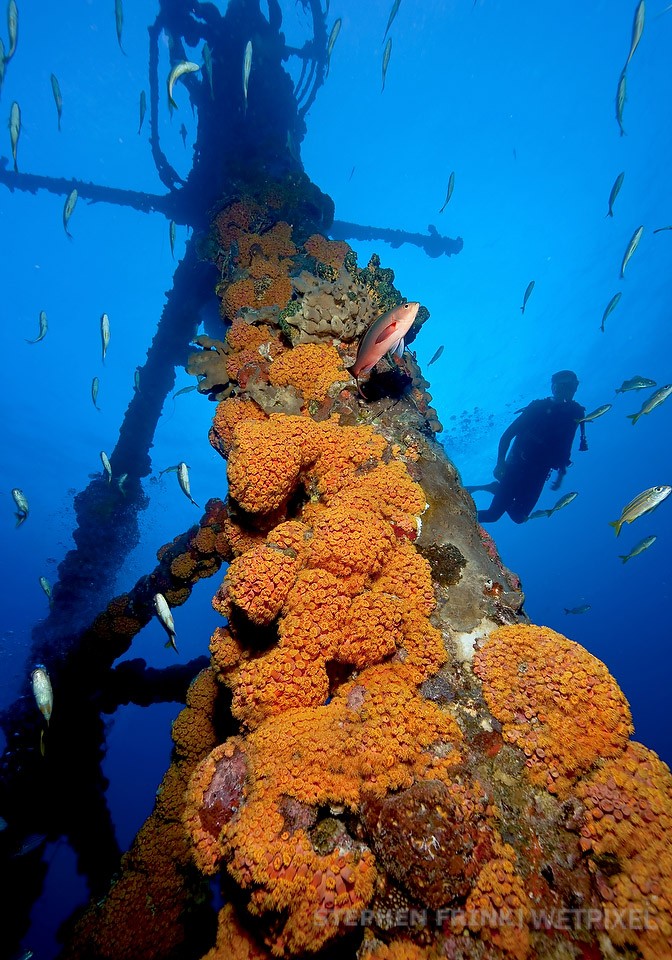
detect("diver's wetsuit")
[478,397,585,524]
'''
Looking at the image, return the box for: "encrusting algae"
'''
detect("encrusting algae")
[59,191,672,960]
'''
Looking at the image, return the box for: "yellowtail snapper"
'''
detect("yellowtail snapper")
[626,384,672,424]
[609,485,671,535]
[619,534,656,564]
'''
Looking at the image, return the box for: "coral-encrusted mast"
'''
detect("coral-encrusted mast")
[62,194,672,960]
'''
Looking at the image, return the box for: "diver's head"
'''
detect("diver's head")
[551,370,579,402]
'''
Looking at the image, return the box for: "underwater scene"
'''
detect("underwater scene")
[1,0,671,958]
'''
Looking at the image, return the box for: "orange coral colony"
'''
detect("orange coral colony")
[473,623,633,797]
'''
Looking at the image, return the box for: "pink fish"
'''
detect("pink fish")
[351,301,420,384]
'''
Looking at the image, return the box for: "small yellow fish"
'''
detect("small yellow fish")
[91,376,100,410]
[520,280,535,314]
[101,312,110,362]
[6,0,18,61]
[242,42,252,113]
[620,225,644,277]
[606,171,624,217]
[39,576,53,607]
[100,450,112,482]
[428,345,444,367]
[31,665,53,725]
[616,69,627,136]
[624,0,645,69]
[439,172,455,214]
[167,61,200,109]
[9,100,21,173]
[12,487,29,526]
[564,604,591,615]
[618,534,656,564]
[63,188,77,238]
[381,37,392,92]
[115,0,125,54]
[51,74,63,131]
[609,485,671,536]
[600,292,621,332]
[25,310,48,344]
[615,375,656,394]
[169,220,176,258]
[177,461,199,507]
[626,383,672,424]
[153,593,178,652]
[326,19,341,76]
[577,404,612,423]
[383,0,402,40]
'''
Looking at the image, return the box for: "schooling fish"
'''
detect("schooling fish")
[39,576,53,607]
[115,0,125,54]
[153,592,178,653]
[101,312,110,362]
[242,41,252,113]
[615,69,627,136]
[653,225,672,233]
[600,292,621,332]
[179,123,187,148]
[383,0,402,40]
[620,225,643,278]
[577,403,612,423]
[31,665,53,725]
[616,375,656,393]
[138,90,146,134]
[626,383,672,424]
[177,461,199,507]
[12,488,29,526]
[527,508,553,520]
[351,301,420,384]
[609,484,671,536]
[100,450,112,482]
[25,310,48,344]
[439,172,455,213]
[564,604,591,615]
[381,37,392,92]
[606,171,624,217]
[619,533,656,563]
[91,376,100,410]
[549,491,578,514]
[51,74,63,131]
[6,0,18,60]
[326,19,341,76]
[169,219,176,257]
[428,345,444,367]
[167,61,200,109]
[624,0,645,69]
[172,384,197,399]
[9,100,21,172]
[520,280,535,314]
[63,188,77,238]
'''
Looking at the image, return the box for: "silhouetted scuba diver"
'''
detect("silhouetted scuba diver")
[467,370,587,524]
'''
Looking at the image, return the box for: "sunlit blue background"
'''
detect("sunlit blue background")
[1,1,671,956]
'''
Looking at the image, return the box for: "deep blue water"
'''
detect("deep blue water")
[1,1,671,957]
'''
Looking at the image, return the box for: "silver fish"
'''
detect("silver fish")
[25,310,48,344]
[564,604,591,615]
[179,123,187,148]
[115,0,125,54]
[615,375,656,393]
[326,19,341,75]
[653,225,672,233]
[51,74,63,131]
[203,42,214,99]
[618,534,656,564]
[63,188,77,238]
[520,280,535,314]
[91,376,100,410]
[600,292,621,332]
[527,509,553,520]
[172,384,197,399]
[100,451,112,482]
[439,172,455,213]
[428,345,444,367]
[242,42,252,112]
[153,593,178,653]
[550,491,578,513]
[606,171,624,217]
[177,461,199,507]
[39,576,53,607]
[624,0,645,69]
[577,403,612,423]
[12,487,29,526]
[134,367,141,393]
[616,69,627,137]
[31,665,53,724]
[101,312,110,362]
[381,37,392,92]
[6,0,18,60]
[9,100,20,173]
[117,473,128,495]
[383,0,402,40]
[169,219,176,257]
[620,225,643,277]
[138,90,146,134]
[609,484,672,536]
[626,383,672,424]
[167,61,200,109]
